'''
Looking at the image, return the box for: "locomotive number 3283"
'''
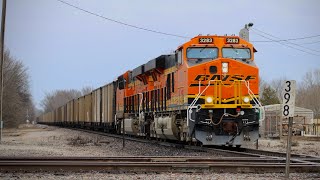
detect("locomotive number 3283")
[199,38,213,43]
[226,38,239,44]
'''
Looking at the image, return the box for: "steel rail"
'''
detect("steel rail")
[0,156,293,163]
[0,157,319,173]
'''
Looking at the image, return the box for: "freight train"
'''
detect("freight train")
[38,34,264,147]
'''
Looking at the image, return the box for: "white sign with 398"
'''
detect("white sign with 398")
[282,80,296,118]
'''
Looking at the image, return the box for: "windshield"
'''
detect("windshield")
[187,47,218,66]
[222,48,251,59]
[187,47,218,59]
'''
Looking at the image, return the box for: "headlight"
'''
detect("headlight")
[243,97,250,103]
[222,62,228,73]
[206,97,213,103]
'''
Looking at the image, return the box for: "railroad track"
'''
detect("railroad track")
[1,156,319,173]
[66,127,320,162]
[241,148,320,162]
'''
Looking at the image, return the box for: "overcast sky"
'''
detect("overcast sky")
[3,0,320,109]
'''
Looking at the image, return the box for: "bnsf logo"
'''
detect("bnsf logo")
[190,74,256,86]
[194,74,256,81]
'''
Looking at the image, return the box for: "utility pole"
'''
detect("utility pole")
[0,0,7,143]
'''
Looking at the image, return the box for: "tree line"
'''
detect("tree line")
[1,50,92,128]
[40,86,92,113]
[1,50,34,128]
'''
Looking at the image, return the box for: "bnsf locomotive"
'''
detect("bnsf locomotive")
[38,35,263,147]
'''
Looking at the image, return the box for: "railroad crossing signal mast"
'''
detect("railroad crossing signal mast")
[282,80,296,178]
[239,23,253,41]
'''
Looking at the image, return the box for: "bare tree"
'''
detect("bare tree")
[296,69,320,118]
[40,89,82,113]
[259,76,267,96]
[81,86,93,95]
[41,85,94,113]
[1,50,34,127]
[270,77,287,102]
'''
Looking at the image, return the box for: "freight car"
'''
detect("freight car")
[38,34,264,147]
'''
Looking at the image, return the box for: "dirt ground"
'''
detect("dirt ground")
[0,124,319,179]
[245,136,320,156]
[1,124,320,157]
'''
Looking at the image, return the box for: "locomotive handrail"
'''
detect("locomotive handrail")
[138,93,144,122]
[242,80,265,122]
[187,80,216,126]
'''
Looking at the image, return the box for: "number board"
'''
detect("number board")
[282,80,296,118]
[225,38,239,44]
[199,38,213,44]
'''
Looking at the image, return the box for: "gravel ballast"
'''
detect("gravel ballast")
[0,172,319,180]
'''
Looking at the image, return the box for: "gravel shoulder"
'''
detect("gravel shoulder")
[1,124,319,179]
[1,124,214,157]
[1,172,319,180]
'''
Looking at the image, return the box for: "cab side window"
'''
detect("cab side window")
[176,49,183,65]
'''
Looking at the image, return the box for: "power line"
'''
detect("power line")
[55,0,320,52]
[252,28,320,53]
[56,0,190,39]
[252,30,320,56]
[301,40,320,45]
[252,29,320,56]
[251,34,320,42]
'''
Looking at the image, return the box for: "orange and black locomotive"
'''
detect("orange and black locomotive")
[39,34,263,147]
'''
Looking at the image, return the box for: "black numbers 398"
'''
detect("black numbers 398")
[282,80,295,117]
